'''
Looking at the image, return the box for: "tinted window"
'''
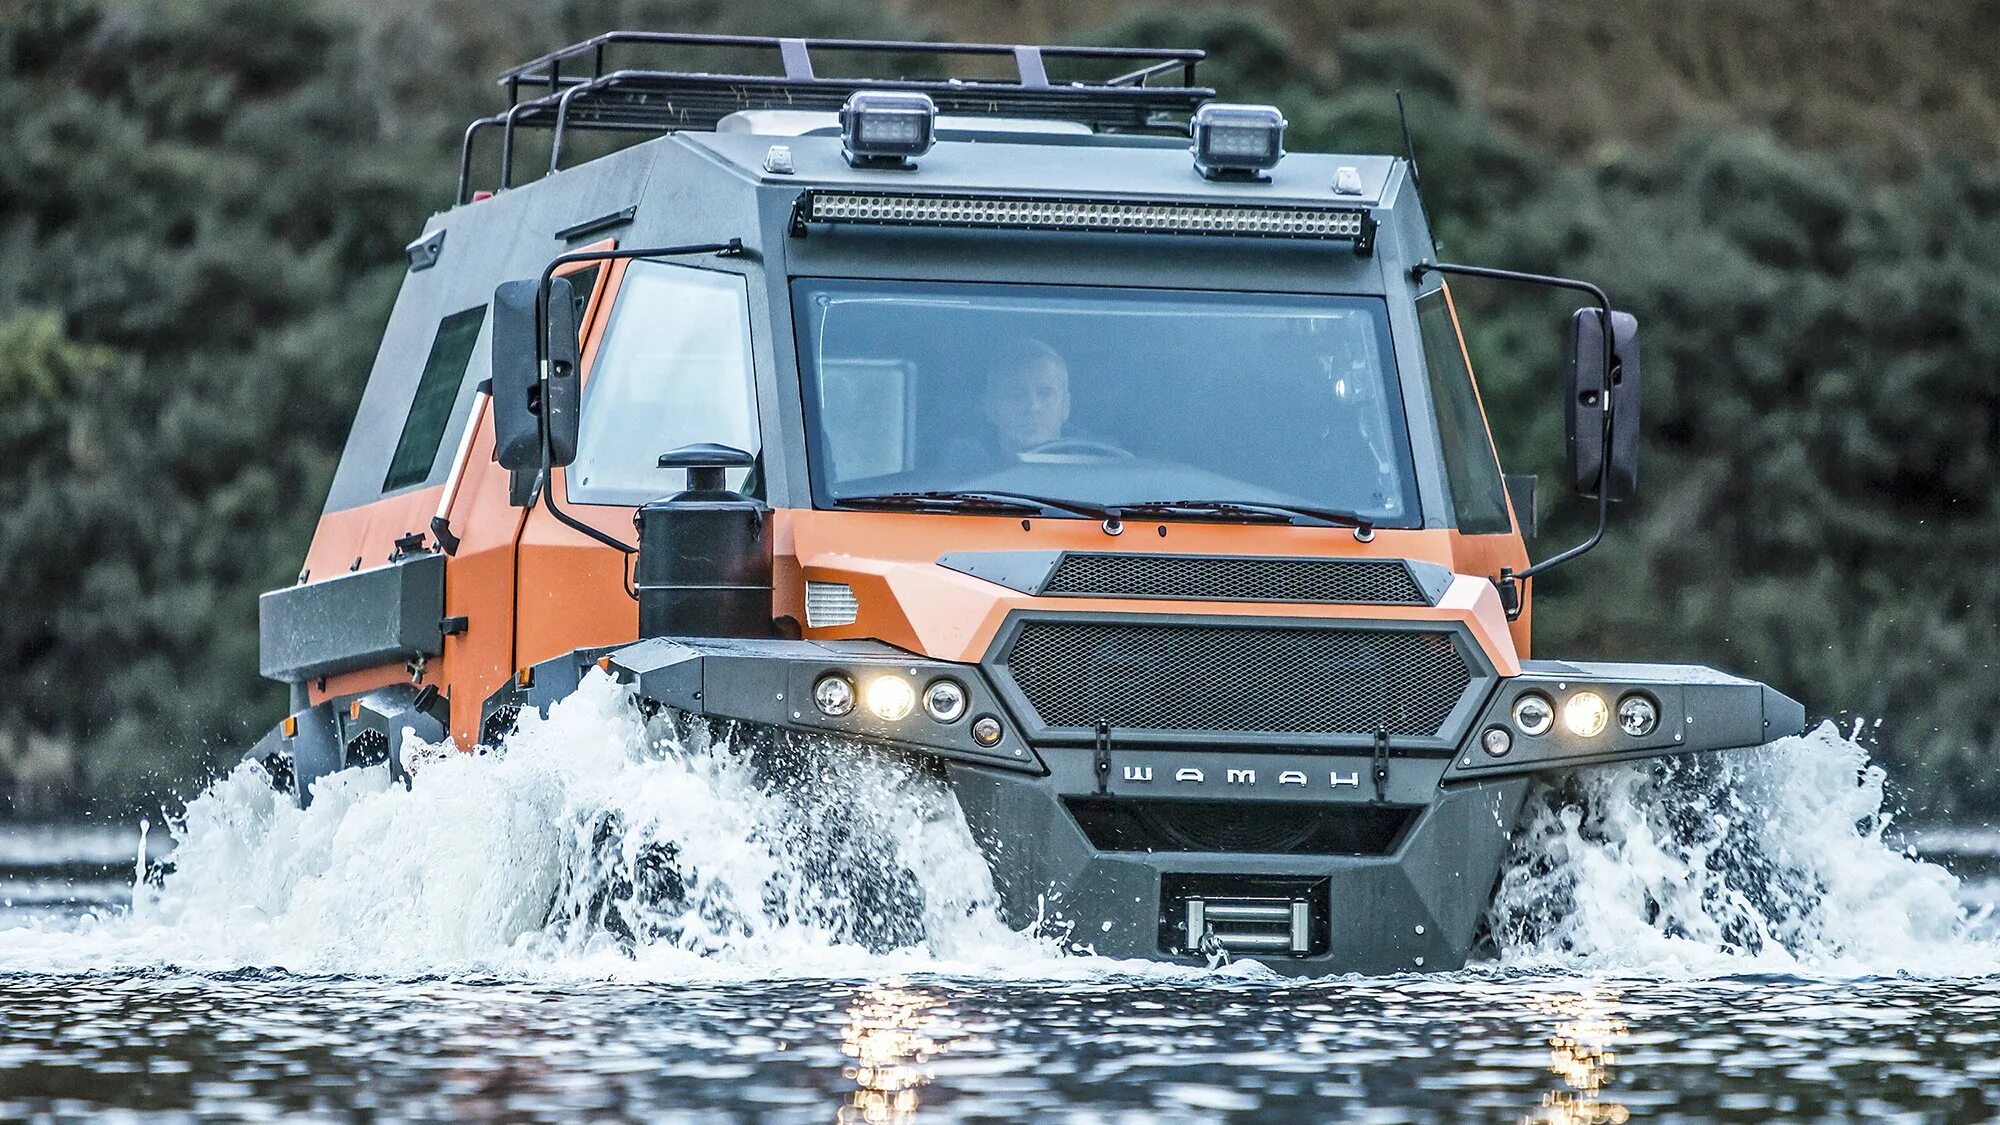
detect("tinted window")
[383,305,485,492]
[1416,289,1512,534]
[794,280,1421,528]
[569,262,759,505]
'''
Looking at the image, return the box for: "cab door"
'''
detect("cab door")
[511,257,763,672]
[435,253,613,747]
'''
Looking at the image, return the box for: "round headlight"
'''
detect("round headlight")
[864,676,916,721]
[813,674,855,717]
[1481,726,1514,758]
[970,715,1004,747]
[923,679,968,723]
[1618,693,1660,737]
[1511,693,1555,737]
[1562,691,1610,738]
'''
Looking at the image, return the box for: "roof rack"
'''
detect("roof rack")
[458,32,1212,204]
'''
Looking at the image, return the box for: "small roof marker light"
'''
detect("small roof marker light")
[763,145,794,175]
[839,91,936,169]
[1191,103,1287,181]
[1333,166,1365,196]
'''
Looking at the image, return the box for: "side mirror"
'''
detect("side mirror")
[1564,308,1640,500]
[489,276,582,472]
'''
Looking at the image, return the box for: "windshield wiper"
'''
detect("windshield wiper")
[833,490,1113,519]
[1110,498,1375,534]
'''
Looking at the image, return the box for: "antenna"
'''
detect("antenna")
[1396,90,1440,256]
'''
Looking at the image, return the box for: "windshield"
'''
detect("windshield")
[793,280,1421,526]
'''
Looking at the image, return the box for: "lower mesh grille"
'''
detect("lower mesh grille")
[1069,798,1415,856]
[1044,553,1429,605]
[997,619,1474,738]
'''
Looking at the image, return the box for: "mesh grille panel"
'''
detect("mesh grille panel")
[1000,621,1472,737]
[1042,554,1428,605]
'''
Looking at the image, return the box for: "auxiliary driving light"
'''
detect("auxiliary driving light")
[1481,726,1514,758]
[813,674,855,717]
[970,715,1004,748]
[1191,103,1287,180]
[1511,693,1555,737]
[1618,693,1660,737]
[840,91,936,168]
[1562,691,1611,739]
[864,675,917,721]
[923,679,968,723]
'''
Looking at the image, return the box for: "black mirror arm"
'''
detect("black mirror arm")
[528,239,748,556]
[1408,259,1616,586]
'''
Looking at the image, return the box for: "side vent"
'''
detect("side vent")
[805,581,859,628]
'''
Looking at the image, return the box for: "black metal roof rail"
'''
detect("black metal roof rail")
[458,32,1212,204]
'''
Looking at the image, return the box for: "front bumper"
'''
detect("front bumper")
[586,637,1806,973]
[947,750,1530,973]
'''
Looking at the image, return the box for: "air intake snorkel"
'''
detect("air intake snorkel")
[635,443,773,640]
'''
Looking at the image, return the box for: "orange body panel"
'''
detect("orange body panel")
[783,510,1523,677]
[300,486,443,585]
[298,488,446,706]
[510,256,643,681]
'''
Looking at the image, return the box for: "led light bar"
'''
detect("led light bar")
[792,190,1375,250]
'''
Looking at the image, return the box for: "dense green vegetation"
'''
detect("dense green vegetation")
[0,0,1993,818]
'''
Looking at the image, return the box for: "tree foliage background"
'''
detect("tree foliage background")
[0,0,1994,818]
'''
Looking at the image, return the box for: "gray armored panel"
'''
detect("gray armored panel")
[604,634,1042,772]
[258,552,445,683]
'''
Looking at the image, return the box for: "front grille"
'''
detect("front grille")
[1067,797,1415,856]
[996,619,1474,739]
[1043,553,1429,605]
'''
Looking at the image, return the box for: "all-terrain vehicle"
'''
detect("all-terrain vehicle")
[249,32,1805,973]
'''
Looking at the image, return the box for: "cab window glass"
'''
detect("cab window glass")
[383,305,485,493]
[569,261,759,505]
[1416,290,1511,534]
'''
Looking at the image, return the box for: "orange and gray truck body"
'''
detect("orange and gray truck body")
[248,34,1804,972]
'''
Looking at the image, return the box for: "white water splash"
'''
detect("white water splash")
[1,675,1989,982]
[10,671,1087,979]
[1486,721,1992,976]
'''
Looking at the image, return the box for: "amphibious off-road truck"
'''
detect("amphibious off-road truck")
[250,32,1805,973]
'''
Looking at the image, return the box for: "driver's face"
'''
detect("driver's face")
[984,357,1071,453]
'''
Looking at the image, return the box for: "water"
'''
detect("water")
[3,673,1997,1120]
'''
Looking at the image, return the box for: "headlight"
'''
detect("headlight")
[813,674,855,717]
[864,676,916,721]
[923,679,967,723]
[1481,726,1513,757]
[1511,693,1555,737]
[1562,691,1610,738]
[1618,694,1660,737]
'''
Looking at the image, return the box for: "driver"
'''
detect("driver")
[982,337,1072,454]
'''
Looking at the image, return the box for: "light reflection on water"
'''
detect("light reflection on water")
[2,969,1999,1120]
[1529,988,1630,1125]
[839,985,955,1123]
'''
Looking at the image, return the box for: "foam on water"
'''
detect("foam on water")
[0,673,1989,981]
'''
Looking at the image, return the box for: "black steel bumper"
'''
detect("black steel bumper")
[586,636,1807,974]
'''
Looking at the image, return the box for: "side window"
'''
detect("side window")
[1416,289,1512,534]
[568,261,759,505]
[383,305,486,492]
